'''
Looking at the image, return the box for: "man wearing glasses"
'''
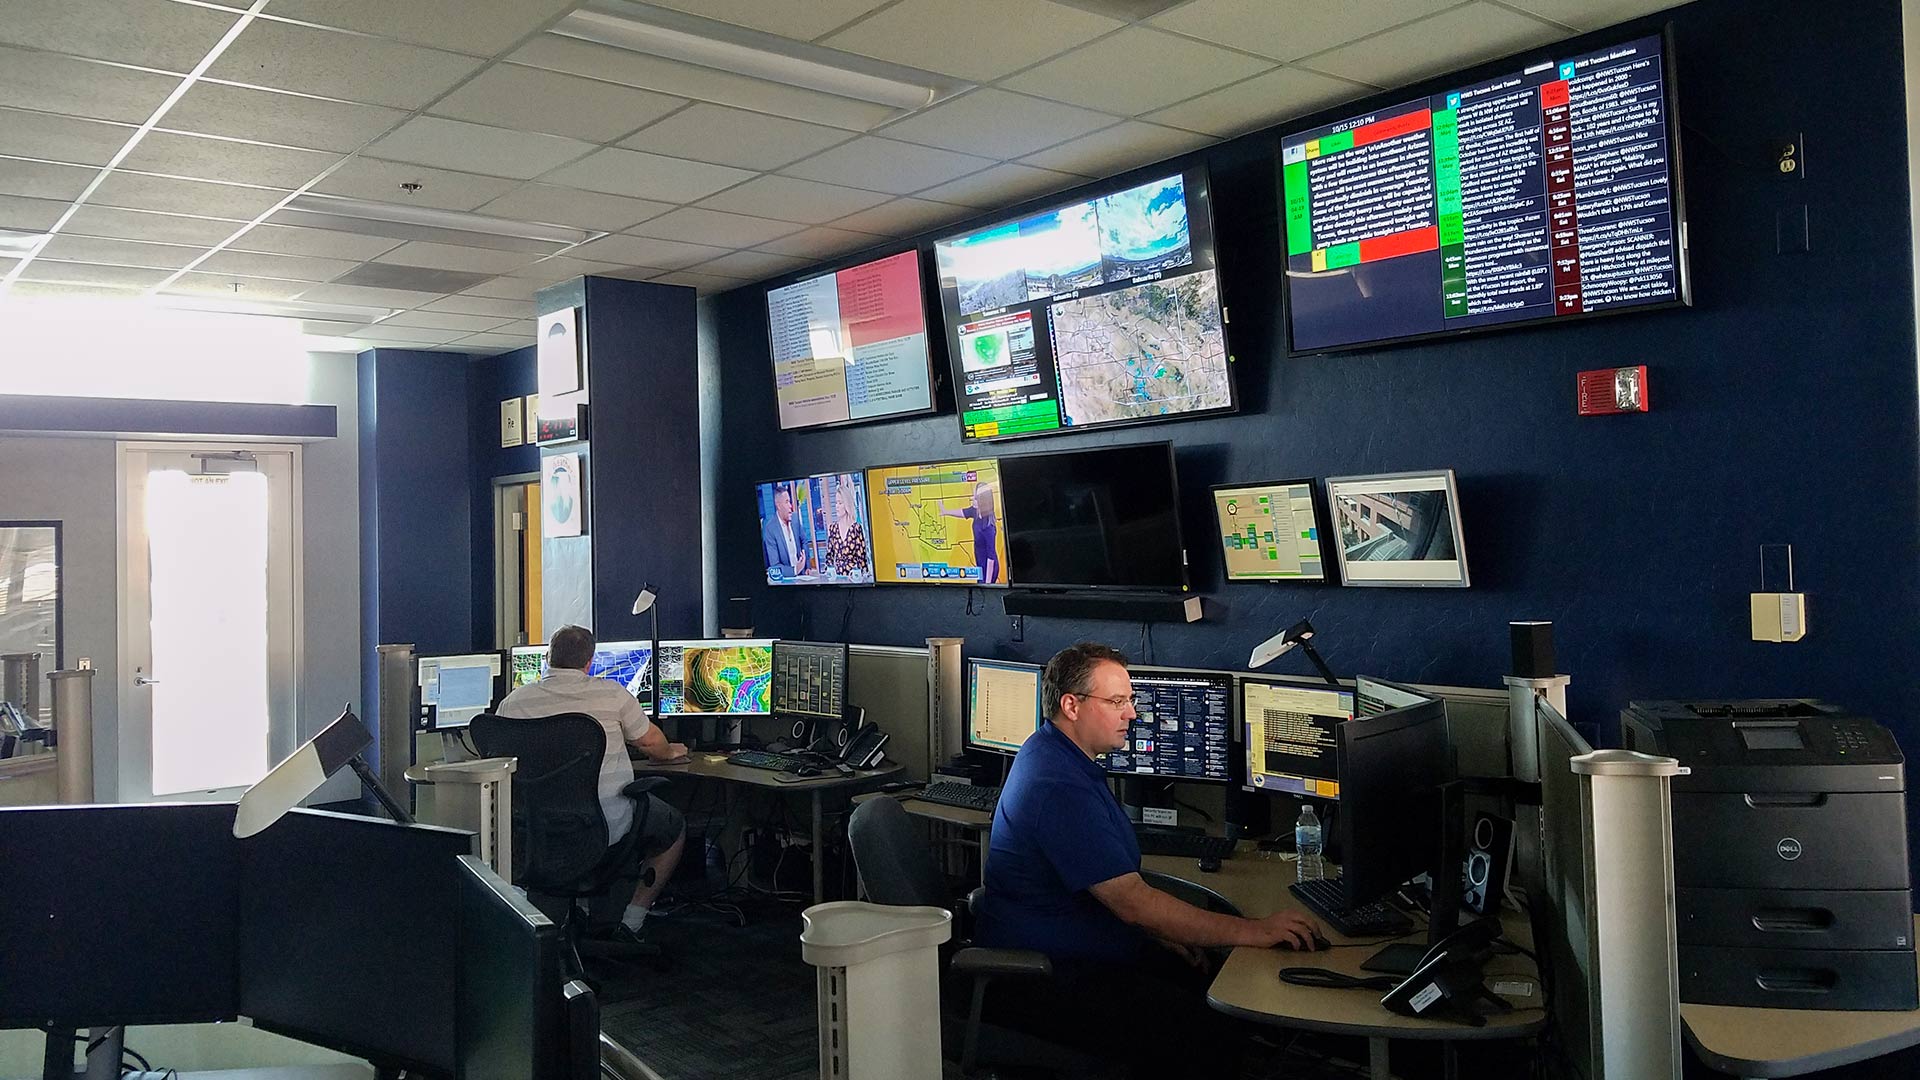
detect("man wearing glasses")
[974,642,1320,1075]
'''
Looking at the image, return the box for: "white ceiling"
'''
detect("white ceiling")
[0,0,1684,354]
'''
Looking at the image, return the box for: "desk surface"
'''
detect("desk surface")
[634,753,902,790]
[851,791,993,828]
[1681,917,1920,1078]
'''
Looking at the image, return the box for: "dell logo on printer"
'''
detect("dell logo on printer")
[1776,837,1804,861]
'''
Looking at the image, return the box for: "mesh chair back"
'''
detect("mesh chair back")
[469,712,609,891]
[848,796,948,909]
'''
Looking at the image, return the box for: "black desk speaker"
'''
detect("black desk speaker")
[1510,621,1555,679]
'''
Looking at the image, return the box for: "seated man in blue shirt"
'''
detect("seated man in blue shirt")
[976,642,1320,1075]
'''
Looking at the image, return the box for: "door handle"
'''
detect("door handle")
[134,673,160,686]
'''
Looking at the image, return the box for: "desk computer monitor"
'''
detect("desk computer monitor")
[656,639,773,716]
[772,640,849,724]
[455,854,578,1080]
[419,652,503,729]
[1211,479,1330,582]
[1105,668,1234,783]
[1241,677,1353,798]
[509,645,548,689]
[967,658,1043,755]
[1335,690,1451,909]
[588,640,654,706]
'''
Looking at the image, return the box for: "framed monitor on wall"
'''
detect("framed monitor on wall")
[764,249,938,431]
[1324,470,1470,588]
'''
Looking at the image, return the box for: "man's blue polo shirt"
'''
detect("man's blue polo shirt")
[974,720,1146,964]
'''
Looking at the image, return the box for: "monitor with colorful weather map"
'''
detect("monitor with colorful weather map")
[765,249,937,431]
[864,457,1011,586]
[656,639,774,717]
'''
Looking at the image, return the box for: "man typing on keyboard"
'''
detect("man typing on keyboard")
[974,642,1321,1077]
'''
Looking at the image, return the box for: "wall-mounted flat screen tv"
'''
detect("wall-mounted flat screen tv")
[755,471,875,586]
[1281,29,1688,354]
[765,249,937,430]
[865,457,1010,586]
[933,166,1235,442]
[999,441,1188,591]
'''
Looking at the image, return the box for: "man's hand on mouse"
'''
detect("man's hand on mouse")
[1247,911,1322,950]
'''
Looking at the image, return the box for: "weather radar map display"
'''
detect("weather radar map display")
[865,458,1011,585]
[934,167,1235,441]
[657,640,773,716]
[589,641,654,704]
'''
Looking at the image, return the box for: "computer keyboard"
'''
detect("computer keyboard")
[727,749,818,772]
[1289,877,1416,938]
[916,782,1002,812]
[1133,828,1236,860]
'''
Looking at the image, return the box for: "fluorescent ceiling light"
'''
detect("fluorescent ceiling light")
[157,294,396,323]
[552,2,964,112]
[0,229,50,257]
[270,195,596,255]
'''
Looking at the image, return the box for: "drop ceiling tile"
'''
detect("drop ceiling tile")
[35,235,204,269]
[0,109,135,168]
[542,148,755,203]
[646,269,748,295]
[163,83,409,153]
[312,158,521,212]
[90,172,290,218]
[782,137,995,196]
[377,309,515,332]
[1300,3,1564,88]
[461,277,545,301]
[300,283,446,307]
[914,163,1080,209]
[161,271,314,300]
[262,0,580,56]
[642,0,894,40]
[627,207,805,248]
[118,132,341,189]
[507,255,628,282]
[1149,0,1458,63]
[0,158,97,201]
[0,47,183,125]
[1145,66,1371,137]
[449,330,537,349]
[375,241,538,275]
[369,117,595,181]
[335,262,492,293]
[824,0,1120,81]
[1503,0,1684,31]
[9,281,143,301]
[619,105,852,171]
[878,89,1115,159]
[298,319,365,337]
[21,261,172,288]
[432,64,688,144]
[569,234,727,272]
[228,222,405,260]
[754,225,885,260]
[1002,28,1274,116]
[423,294,536,318]
[476,184,672,232]
[194,249,358,282]
[829,197,970,237]
[342,323,463,344]
[63,205,242,246]
[0,194,72,232]
[1019,121,1214,176]
[696,175,892,225]
[0,0,242,73]
[208,20,484,110]
[690,249,810,281]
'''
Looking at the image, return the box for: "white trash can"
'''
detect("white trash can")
[801,901,952,1080]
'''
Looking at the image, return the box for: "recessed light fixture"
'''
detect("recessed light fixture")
[155,294,398,323]
[270,194,597,255]
[0,229,51,258]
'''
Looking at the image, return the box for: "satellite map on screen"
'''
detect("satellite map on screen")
[1051,270,1229,427]
[658,644,772,714]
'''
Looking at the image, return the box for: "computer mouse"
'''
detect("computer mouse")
[1274,932,1332,952]
[1197,855,1221,873]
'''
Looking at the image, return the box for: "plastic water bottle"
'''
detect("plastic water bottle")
[1295,805,1324,882]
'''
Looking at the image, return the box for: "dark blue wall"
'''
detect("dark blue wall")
[467,346,539,647]
[712,0,1920,860]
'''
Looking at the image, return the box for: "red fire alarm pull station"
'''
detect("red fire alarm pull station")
[1577,365,1648,415]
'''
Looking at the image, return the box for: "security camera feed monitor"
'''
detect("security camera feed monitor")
[865,457,1011,585]
[657,640,773,716]
[1212,479,1328,582]
[757,471,876,586]
[1282,32,1686,353]
[968,658,1043,754]
[765,249,936,430]
[1102,669,1233,782]
[589,640,654,705]
[1242,678,1354,798]
[1325,470,1470,587]
[934,167,1235,441]
[418,652,501,730]
[1000,442,1187,590]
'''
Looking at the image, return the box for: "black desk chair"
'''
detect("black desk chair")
[469,712,671,982]
[847,797,1099,1077]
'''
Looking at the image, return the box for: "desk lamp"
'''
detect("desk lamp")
[233,706,414,837]
[632,584,660,725]
[1249,618,1341,688]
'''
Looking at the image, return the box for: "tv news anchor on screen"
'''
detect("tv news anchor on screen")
[760,480,813,582]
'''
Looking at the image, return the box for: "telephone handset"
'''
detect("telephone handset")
[838,722,890,770]
[1380,916,1510,1026]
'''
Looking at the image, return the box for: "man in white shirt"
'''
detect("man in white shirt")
[496,624,689,935]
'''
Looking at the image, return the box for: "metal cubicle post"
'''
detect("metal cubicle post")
[1507,673,1569,897]
[3,652,41,719]
[376,644,416,806]
[48,668,94,803]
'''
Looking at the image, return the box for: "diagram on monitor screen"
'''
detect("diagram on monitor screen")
[658,645,772,714]
[1052,271,1228,427]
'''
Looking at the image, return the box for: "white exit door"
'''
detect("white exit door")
[118,443,300,801]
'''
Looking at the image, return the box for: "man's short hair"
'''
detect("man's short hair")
[774,482,792,502]
[1043,641,1129,719]
[549,624,595,671]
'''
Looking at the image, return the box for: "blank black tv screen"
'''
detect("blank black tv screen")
[1000,442,1187,589]
[1282,30,1687,353]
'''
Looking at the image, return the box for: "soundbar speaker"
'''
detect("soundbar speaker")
[1002,590,1202,624]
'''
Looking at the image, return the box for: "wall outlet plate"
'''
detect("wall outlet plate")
[1142,806,1179,827]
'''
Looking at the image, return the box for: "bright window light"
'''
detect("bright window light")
[0,296,310,404]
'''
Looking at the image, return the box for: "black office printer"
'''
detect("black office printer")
[1623,699,1917,1010]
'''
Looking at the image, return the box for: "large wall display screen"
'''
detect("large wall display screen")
[934,167,1235,442]
[1282,32,1686,353]
[765,250,936,430]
